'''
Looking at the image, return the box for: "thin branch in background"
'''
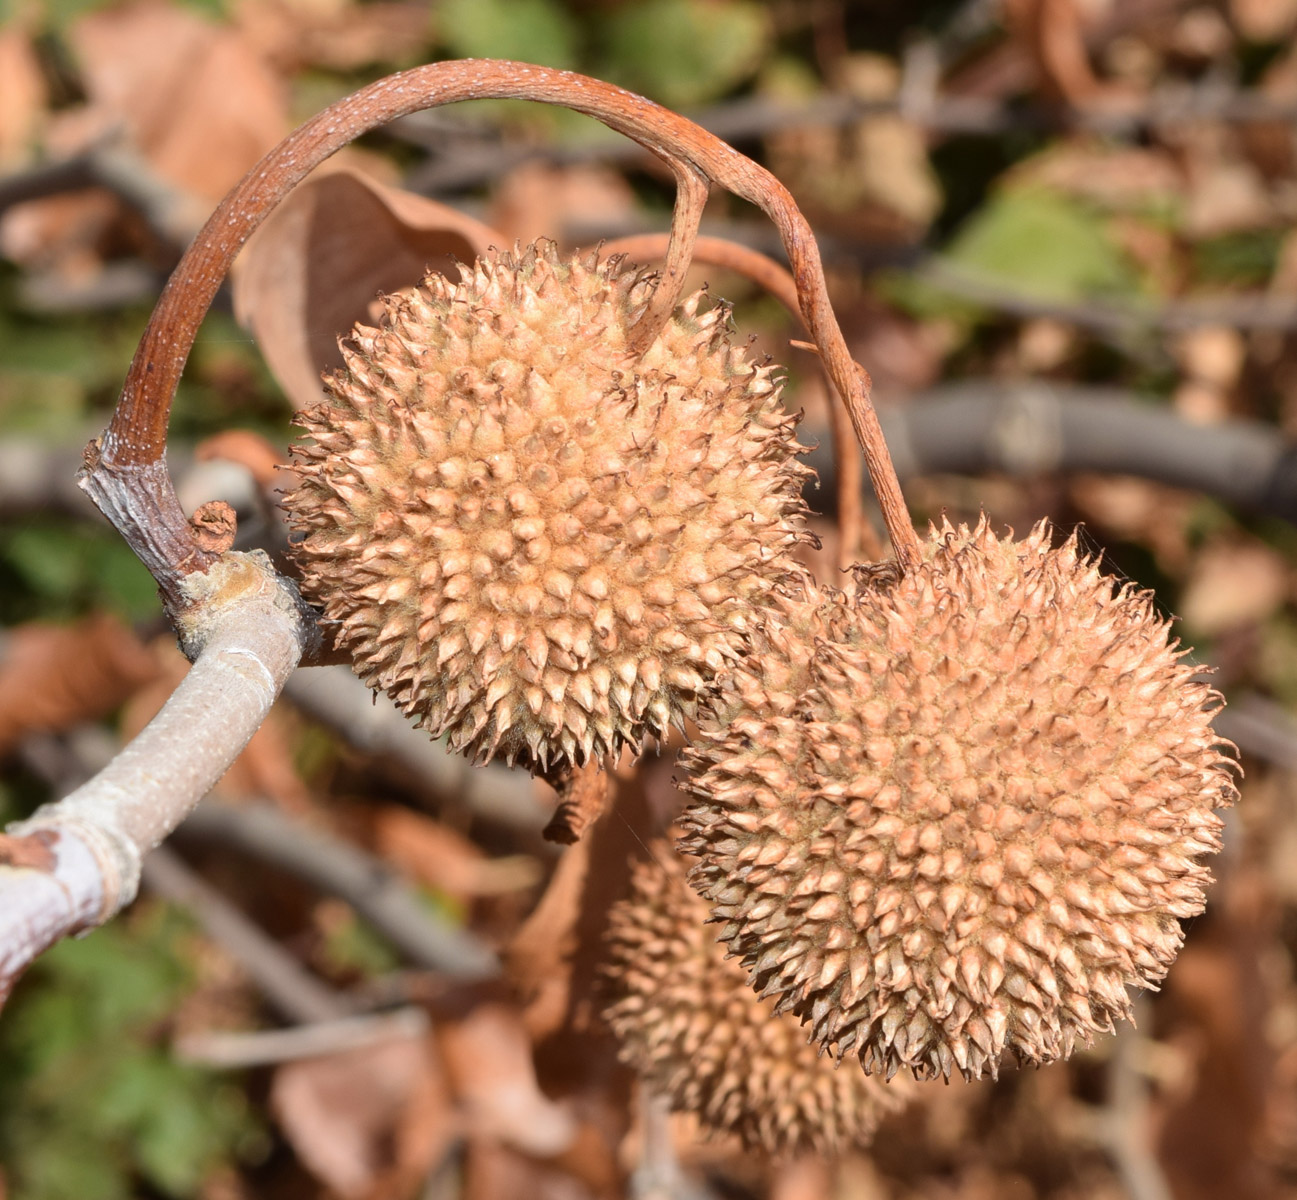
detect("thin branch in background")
[915,260,1297,336]
[143,845,350,1025]
[398,82,1297,194]
[630,1087,718,1200]
[173,1003,430,1070]
[282,666,546,835]
[860,383,1297,524]
[177,802,500,981]
[0,140,205,248]
[1071,1008,1175,1200]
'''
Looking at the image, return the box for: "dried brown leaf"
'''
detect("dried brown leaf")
[70,0,289,203]
[1066,475,1195,576]
[1178,539,1289,636]
[1175,327,1247,391]
[1003,0,1104,104]
[1183,156,1274,239]
[233,0,430,72]
[507,772,654,1046]
[195,431,288,491]
[770,1156,835,1200]
[373,806,541,899]
[437,1002,577,1158]
[0,613,162,757]
[1232,0,1297,40]
[0,29,46,170]
[1156,879,1274,1200]
[487,161,636,246]
[272,1032,453,1199]
[462,1140,597,1200]
[233,165,503,409]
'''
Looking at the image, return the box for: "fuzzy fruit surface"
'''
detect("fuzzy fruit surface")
[603,845,910,1155]
[679,519,1239,1082]
[285,243,813,771]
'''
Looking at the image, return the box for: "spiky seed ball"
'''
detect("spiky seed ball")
[283,243,813,771]
[679,519,1239,1082]
[603,845,911,1156]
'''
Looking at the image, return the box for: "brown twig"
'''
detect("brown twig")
[82,58,918,621]
[173,1006,430,1069]
[625,164,710,355]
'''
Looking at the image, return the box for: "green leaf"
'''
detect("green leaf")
[598,0,771,108]
[320,906,401,977]
[0,523,158,623]
[0,907,259,1200]
[941,186,1138,302]
[1193,228,1283,287]
[436,0,579,68]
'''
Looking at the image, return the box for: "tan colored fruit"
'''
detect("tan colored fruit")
[284,243,813,771]
[679,519,1239,1081]
[603,845,911,1155]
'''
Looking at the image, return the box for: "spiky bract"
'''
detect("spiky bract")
[679,519,1238,1081]
[603,846,910,1155]
[284,243,812,771]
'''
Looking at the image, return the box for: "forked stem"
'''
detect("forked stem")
[83,58,920,616]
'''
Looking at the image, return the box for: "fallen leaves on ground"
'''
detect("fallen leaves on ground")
[272,1030,453,1199]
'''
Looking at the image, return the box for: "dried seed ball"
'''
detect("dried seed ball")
[285,243,813,771]
[679,519,1239,1082]
[603,845,911,1156]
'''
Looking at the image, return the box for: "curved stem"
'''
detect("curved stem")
[624,163,709,355]
[600,231,876,566]
[89,59,918,597]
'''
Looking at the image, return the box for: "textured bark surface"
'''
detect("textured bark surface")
[0,554,308,1005]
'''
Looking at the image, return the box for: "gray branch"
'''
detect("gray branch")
[178,801,500,980]
[0,552,310,1005]
[799,382,1297,525]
